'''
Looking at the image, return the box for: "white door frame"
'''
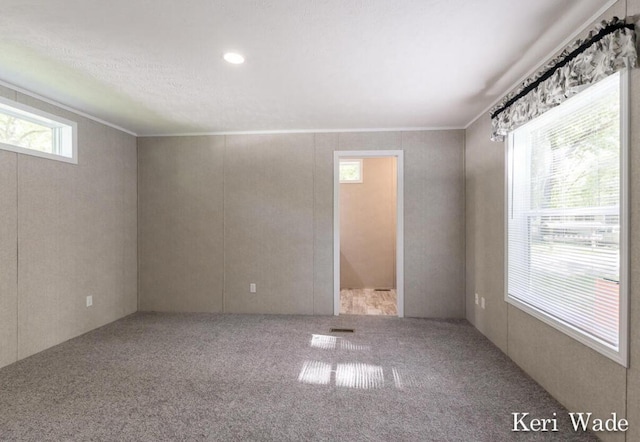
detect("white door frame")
[333,150,404,317]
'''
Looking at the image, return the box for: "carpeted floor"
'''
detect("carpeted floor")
[0,313,597,441]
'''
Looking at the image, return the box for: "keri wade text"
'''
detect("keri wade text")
[512,412,628,433]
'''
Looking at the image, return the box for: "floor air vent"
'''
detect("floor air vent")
[374,289,391,291]
[330,328,355,333]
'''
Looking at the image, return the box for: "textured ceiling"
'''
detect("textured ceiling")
[0,0,611,135]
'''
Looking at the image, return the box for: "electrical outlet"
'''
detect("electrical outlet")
[250,283,256,293]
[475,293,479,305]
[86,295,93,307]
[481,297,486,309]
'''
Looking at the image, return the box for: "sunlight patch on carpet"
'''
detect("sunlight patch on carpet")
[297,360,332,385]
[335,363,384,389]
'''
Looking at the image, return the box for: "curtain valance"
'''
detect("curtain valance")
[490,17,637,141]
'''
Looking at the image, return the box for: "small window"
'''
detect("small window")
[339,159,363,183]
[506,72,628,365]
[0,97,77,164]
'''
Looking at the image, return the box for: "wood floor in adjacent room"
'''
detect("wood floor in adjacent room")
[340,288,397,316]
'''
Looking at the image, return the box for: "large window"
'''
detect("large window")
[0,97,77,163]
[506,71,628,365]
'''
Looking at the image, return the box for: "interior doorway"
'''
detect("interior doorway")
[333,150,404,317]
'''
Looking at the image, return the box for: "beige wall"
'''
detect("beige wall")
[340,157,396,289]
[0,86,17,368]
[224,134,315,314]
[465,1,640,441]
[139,130,465,318]
[625,2,640,439]
[138,136,224,312]
[0,85,138,369]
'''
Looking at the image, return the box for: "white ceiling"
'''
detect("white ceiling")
[0,0,611,136]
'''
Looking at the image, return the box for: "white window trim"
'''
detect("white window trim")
[503,70,630,367]
[339,158,363,183]
[0,96,78,164]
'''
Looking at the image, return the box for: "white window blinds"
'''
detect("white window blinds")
[507,72,626,362]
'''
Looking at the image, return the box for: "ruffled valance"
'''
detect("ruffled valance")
[490,17,637,142]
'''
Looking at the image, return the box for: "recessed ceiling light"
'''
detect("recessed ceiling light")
[223,52,245,64]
